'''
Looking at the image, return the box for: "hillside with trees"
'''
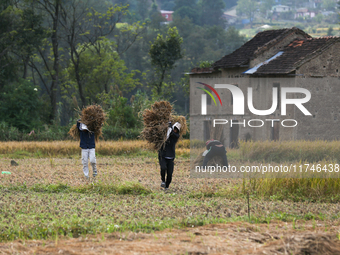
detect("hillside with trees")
[0,0,338,140]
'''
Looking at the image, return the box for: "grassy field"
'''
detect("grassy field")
[1,140,340,254]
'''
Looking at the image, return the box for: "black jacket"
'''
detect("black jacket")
[159,128,179,159]
[77,121,95,149]
[206,140,223,150]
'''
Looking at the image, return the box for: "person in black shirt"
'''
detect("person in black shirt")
[159,122,181,190]
[203,140,229,167]
[77,120,97,180]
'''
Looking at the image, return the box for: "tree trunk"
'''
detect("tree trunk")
[158,69,165,95]
[50,0,60,122]
[76,68,86,108]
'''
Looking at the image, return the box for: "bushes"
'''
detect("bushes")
[0,79,48,131]
[102,126,141,140]
[0,121,144,141]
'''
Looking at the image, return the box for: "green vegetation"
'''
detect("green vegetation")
[0,0,248,136]
[1,0,340,138]
[1,183,339,242]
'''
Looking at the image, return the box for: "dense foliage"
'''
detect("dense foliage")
[2,0,337,139]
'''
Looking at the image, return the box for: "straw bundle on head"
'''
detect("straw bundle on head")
[142,101,188,151]
[68,124,80,141]
[68,104,106,142]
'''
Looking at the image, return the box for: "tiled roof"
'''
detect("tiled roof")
[212,27,310,69]
[253,36,340,74]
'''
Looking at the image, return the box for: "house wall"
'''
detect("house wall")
[190,72,340,146]
[190,75,302,147]
[294,77,340,141]
[294,43,340,140]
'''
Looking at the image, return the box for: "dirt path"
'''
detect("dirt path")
[1,221,340,255]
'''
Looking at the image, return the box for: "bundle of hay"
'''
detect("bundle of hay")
[193,153,224,167]
[142,101,187,151]
[68,104,106,142]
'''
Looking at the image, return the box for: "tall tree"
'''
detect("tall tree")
[63,38,139,104]
[173,0,199,24]
[199,0,226,28]
[28,0,62,122]
[149,26,183,96]
[59,1,142,107]
[0,1,45,87]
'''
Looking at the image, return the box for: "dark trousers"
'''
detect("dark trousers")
[159,155,174,188]
[203,146,229,167]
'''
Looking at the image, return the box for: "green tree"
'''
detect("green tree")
[322,0,337,11]
[173,0,199,24]
[199,0,226,27]
[63,38,139,104]
[136,0,150,20]
[0,1,45,87]
[327,26,333,36]
[236,0,258,27]
[158,0,175,10]
[149,26,183,96]
[148,0,166,29]
[27,0,62,122]
[173,6,199,24]
[59,1,143,107]
[223,26,247,54]
[0,79,44,131]
[97,86,138,129]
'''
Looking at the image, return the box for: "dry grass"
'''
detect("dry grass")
[239,140,340,163]
[1,222,340,255]
[0,140,190,157]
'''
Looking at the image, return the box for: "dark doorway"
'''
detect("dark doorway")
[230,120,239,148]
[204,120,212,141]
[271,120,280,141]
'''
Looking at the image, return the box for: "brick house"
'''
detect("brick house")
[295,8,316,19]
[189,27,340,147]
[160,10,173,22]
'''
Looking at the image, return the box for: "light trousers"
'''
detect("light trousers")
[81,149,97,177]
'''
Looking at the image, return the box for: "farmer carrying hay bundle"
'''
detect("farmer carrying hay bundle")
[69,105,106,180]
[142,101,187,190]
